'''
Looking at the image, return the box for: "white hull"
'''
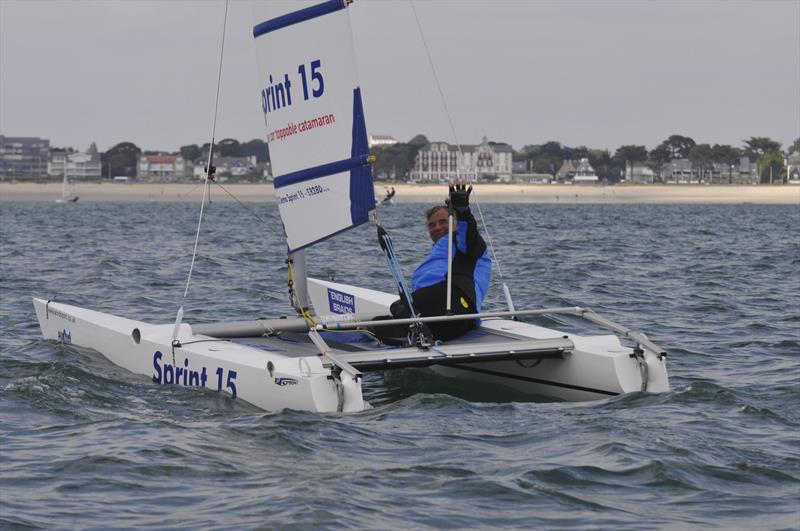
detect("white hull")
[33,298,361,413]
[34,279,668,412]
[305,279,669,402]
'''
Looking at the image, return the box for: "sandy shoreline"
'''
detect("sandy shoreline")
[1,181,798,204]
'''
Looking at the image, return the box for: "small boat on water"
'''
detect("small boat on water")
[34,0,669,413]
[54,172,79,203]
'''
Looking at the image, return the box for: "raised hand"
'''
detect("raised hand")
[448,182,472,214]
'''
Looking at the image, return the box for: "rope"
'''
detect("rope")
[378,228,414,311]
[379,227,417,317]
[181,0,229,301]
[212,181,270,225]
[409,0,462,158]
[408,0,506,282]
[287,258,316,325]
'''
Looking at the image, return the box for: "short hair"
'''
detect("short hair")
[425,204,448,221]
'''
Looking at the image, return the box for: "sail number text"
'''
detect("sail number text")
[152,351,238,399]
[261,59,325,115]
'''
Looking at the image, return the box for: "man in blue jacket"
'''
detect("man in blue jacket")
[391,183,492,341]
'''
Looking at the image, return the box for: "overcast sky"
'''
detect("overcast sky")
[1,0,798,154]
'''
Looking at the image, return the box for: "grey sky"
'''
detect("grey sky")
[1,0,798,154]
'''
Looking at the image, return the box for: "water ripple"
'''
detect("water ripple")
[1,202,798,528]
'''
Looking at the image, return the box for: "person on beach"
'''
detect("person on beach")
[388,183,492,341]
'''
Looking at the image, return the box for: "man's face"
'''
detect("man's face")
[426,208,450,243]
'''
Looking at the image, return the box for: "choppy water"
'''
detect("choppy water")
[1,200,798,529]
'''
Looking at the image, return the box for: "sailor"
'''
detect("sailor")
[391,183,491,341]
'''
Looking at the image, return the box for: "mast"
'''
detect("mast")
[288,250,309,315]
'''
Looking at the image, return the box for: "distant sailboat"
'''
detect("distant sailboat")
[55,171,79,203]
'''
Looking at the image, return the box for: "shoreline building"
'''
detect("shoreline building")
[556,158,598,184]
[191,155,259,179]
[624,163,655,184]
[659,157,758,184]
[410,137,513,182]
[572,158,599,184]
[137,154,191,181]
[0,136,50,179]
[48,143,102,180]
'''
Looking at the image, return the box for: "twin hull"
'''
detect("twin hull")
[33,280,669,413]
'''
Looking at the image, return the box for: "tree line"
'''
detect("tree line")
[99,134,799,183]
[372,134,799,184]
[100,138,270,178]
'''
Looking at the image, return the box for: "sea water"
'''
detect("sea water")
[1,200,798,528]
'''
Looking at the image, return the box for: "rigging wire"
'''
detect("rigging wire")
[408,0,511,306]
[171,0,229,350]
[212,181,270,226]
[183,0,229,300]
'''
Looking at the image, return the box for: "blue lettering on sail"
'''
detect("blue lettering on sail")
[328,288,355,314]
[260,60,325,117]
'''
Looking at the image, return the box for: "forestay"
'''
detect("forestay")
[252,0,375,252]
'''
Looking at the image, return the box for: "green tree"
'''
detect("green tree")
[102,141,141,178]
[407,134,429,147]
[588,149,613,182]
[180,144,201,162]
[371,143,420,180]
[789,137,800,154]
[710,144,740,165]
[374,137,433,180]
[613,145,648,180]
[217,138,241,157]
[661,134,696,159]
[688,144,714,181]
[743,137,782,183]
[710,144,740,183]
[562,145,590,161]
[519,141,564,176]
[647,144,671,182]
[240,139,270,162]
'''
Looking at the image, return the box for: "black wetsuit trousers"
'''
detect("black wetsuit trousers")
[390,280,477,342]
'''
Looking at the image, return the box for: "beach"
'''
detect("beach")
[1,181,798,204]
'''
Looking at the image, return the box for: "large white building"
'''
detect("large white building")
[410,137,513,182]
[48,143,102,179]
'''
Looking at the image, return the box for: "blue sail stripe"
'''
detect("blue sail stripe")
[274,155,370,189]
[349,87,374,225]
[253,0,346,39]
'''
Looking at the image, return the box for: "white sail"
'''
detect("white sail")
[252,0,375,252]
[62,173,71,200]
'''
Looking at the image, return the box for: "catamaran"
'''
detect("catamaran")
[34,0,669,413]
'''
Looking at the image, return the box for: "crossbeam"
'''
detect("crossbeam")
[328,336,573,372]
[314,306,667,359]
[314,307,583,330]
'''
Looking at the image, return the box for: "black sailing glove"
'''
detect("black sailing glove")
[448,183,473,216]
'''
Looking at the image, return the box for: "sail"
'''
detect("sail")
[252,0,375,252]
